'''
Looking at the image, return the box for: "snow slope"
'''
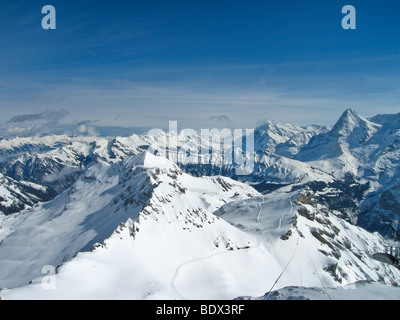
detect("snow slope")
[1,157,399,300]
[0,152,260,292]
[1,110,400,300]
[216,188,400,292]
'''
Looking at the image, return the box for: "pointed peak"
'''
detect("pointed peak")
[124,151,180,172]
[342,108,360,119]
[332,108,363,132]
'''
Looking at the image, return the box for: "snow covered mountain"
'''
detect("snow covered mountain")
[295,108,400,186]
[293,109,400,236]
[1,153,399,300]
[0,135,151,192]
[254,121,328,157]
[0,173,56,215]
[0,152,260,290]
[1,110,400,300]
[296,109,381,176]
[1,109,399,236]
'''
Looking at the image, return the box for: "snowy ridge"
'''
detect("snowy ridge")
[296,109,381,177]
[0,173,56,215]
[292,109,400,235]
[255,121,328,156]
[2,154,399,300]
[1,110,400,299]
[0,152,260,293]
[217,188,400,290]
[1,109,400,236]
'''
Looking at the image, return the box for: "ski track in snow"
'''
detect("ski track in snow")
[262,192,301,297]
[171,240,262,300]
[256,196,266,224]
[260,192,297,236]
[171,193,298,299]
[170,251,228,299]
[277,192,296,230]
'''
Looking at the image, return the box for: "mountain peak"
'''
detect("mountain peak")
[339,108,361,123]
[343,108,358,117]
[123,151,179,172]
[331,108,365,135]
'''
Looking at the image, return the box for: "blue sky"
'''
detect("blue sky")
[1,0,400,135]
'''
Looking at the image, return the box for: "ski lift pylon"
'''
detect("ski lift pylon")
[372,217,400,270]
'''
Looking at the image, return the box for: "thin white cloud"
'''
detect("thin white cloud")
[7,109,69,123]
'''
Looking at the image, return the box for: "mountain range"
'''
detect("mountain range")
[1,109,400,300]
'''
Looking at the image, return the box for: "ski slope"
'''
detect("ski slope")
[2,154,399,300]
